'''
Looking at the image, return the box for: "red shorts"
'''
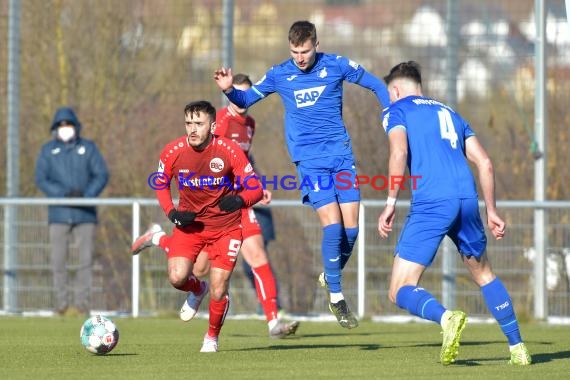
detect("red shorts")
[167,225,242,271]
[241,207,262,240]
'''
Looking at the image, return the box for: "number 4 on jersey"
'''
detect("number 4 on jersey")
[437,107,458,149]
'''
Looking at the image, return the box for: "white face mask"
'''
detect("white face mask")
[57,126,76,142]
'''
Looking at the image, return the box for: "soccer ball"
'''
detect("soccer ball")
[80,315,119,355]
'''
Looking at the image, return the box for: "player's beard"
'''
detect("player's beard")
[188,132,212,151]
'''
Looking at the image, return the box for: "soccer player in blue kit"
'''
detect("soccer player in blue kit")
[214,20,390,329]
[377,61,531,366]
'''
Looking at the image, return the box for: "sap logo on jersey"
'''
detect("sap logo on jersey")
[294,85,326,108]
[210,157,224,173]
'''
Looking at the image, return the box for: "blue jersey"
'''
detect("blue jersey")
[381,95,478,202]
[226,53,389,162]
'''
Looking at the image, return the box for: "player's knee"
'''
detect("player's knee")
[167,269,188,288]
[209,286,227,301]
[192,260,210,277]
[168,275,186,289]
[192,267,208,278]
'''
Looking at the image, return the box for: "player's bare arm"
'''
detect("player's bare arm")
[465,136,505,239]
[378,128,408,239]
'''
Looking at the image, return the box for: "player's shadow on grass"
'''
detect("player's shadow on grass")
[412,341,570,366]
[443,340,570,365]
[282,331,375,339]
[230,331,375,339]
[234,343,382,352]
[452,350,570,366]
[525,349,570,364]
[381,340,506,349]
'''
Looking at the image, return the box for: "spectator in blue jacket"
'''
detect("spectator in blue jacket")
[35,107,109,316]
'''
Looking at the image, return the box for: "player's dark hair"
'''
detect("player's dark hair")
[233,73,252,87]
[383,61,422,86]
[288,20,317,46]
[184,100,216,122]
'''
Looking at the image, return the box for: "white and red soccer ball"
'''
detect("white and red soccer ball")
[80,315,119,355]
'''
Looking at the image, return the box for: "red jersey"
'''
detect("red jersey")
[155,135,263,231]
[215,107,255,155]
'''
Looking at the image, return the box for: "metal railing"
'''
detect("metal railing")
[2,197,570,320]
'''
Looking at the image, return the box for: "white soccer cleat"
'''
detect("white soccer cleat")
[131,223,162,255]
[200,334,219,353]
[269,320,300,339]
[180,280,209,322]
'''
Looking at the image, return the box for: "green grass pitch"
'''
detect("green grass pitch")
[0,317,568,379]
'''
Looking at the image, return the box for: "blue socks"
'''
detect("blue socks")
[396,285,446,323]
[322,223,343,293]
[340,226,359,269]
[394,278,523,346]
[322,224,358,293]
[481,278,522,345]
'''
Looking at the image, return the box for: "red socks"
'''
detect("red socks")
[252,263,279,322]
[207,295,230,337]
[174,275,202,293]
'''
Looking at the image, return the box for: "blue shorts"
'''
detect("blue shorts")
[295,154,360,210]
[395,198,487,266]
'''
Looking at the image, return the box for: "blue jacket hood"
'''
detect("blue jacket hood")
[50,107,82,135]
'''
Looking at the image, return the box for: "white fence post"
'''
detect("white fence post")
[357,203,366,318]
[132,201,141,318]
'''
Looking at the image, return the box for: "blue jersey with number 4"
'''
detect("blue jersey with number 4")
[381,95,478,202]
[226,53,389,162]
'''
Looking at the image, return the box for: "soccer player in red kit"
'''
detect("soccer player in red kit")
[151,100,263,353]
[133,76,299,339]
